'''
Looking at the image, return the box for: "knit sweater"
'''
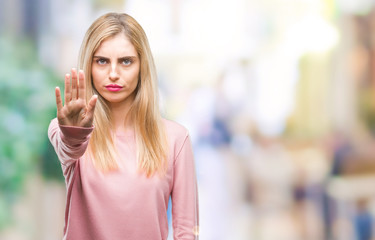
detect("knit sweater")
[48,118,199,240]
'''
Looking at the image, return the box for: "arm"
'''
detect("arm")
[172,134,199,240]
[48,68,97,166]
[48,118,93,166]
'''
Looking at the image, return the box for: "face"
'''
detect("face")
[91,33,140,109]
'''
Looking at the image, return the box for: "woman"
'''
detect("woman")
[48,12,199,240]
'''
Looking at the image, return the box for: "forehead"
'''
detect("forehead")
[95,33,137,56]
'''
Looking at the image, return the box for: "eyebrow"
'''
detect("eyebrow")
[93,55,137,59]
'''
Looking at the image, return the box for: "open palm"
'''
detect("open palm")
[55,68,97,127]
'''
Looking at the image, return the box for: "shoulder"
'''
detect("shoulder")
[162,118,189,137]
[162,118,190,152]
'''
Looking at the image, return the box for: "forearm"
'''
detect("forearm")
[48,118,93,165]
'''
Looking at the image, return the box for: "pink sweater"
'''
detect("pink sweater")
[48,118,199,240]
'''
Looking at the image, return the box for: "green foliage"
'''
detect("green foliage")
[0,36,63,230]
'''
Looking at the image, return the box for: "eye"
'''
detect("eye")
[122,58,133,66]
[96,58,107,65]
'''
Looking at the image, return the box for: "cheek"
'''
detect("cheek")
[91,68,102,87]
[91,77,102,94]
[92,79,98,90]
[129,66,140,83]
[91,74,98,89]
[131,71,140,83]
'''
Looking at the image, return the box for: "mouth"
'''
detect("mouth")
[105,84,123,92]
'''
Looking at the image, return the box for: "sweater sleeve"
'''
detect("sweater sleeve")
[47,118,94,166]
[172,133,199,239]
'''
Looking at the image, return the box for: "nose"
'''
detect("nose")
[109,63,119,81]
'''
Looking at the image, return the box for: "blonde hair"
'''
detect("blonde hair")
[78,12,167,177]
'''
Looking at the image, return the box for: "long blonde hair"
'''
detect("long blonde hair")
[78,13,167,177]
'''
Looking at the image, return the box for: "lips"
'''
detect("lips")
[105,84,123,92]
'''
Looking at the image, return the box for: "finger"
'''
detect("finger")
[55,87,63,112]
[71,68,78,100]
[78,70,86,100]
[64,73,71,104]
[86,95,98,122]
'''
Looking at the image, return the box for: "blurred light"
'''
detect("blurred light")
[253,55,299,136]
[221,63,249,106]
[230,134,253,157]
[336,0,375,14]
[285,14,340,54]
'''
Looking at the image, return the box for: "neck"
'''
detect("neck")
[109,101,134,133]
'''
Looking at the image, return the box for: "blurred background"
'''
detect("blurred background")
[2,0,375,239]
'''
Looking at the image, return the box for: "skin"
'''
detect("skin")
[91,33,140,131]
[55,69,98,127]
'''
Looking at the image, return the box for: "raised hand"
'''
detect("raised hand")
[55,68,97,127]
